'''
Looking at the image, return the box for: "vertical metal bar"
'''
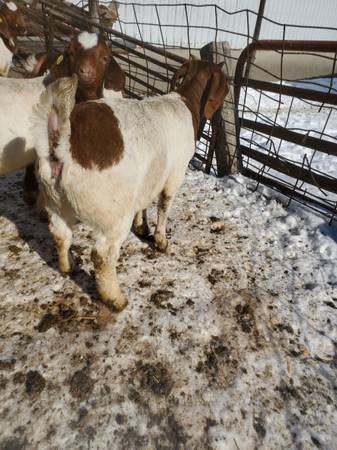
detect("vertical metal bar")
[88,0,100,33]
[244,0,267,79]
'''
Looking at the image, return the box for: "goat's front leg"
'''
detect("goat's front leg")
[92,230,129,312]
[49,213,74,273]
[132,209,150,237]
[154,190,175,252]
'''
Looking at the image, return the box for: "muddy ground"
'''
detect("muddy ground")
[0,169,337,450]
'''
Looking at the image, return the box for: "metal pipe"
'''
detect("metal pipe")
[244,0,267,79]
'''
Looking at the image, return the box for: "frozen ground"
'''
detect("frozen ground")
[0,168,337,450]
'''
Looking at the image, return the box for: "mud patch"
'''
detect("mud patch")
[25,370,46,396]
[235,302,256,333]
[35,296,113,333]
[207,268,224,285]
[149,290,174,309]
[0,436,27,450]
[133,362,173,397]
[196,336,237,385]
[69,370,94,401]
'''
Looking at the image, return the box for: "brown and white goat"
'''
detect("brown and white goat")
[0,31,125,205]
[32,59,228,311]
[0,1,26,76]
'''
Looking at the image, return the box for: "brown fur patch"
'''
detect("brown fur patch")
[0,3,26,38]
[70,102,124,170]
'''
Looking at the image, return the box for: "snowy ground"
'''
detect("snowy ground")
[239,81,337,210]
[1,167,337,450]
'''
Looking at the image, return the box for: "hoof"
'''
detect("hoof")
[133,223,150,238]
[104,295,128,313]
[23,190,39,206]
[59,253,75,274]
[154,234,168,253]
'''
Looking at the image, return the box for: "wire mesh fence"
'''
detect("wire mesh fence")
[235,40,337,223]
[10,0,337,220]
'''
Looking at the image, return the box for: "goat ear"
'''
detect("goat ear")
[49,51,71,80]
[203,69,228,119]
[105,54,125,92]
[170,61,189,91]
[47,75,78,151]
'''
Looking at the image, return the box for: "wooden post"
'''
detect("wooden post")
[200,41,238,175]
[88,0,100,33]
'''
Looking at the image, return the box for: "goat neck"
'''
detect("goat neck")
[175,61,217,141]
[75,84,103,103]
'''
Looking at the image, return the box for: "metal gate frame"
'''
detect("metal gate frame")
[234,40,337,221]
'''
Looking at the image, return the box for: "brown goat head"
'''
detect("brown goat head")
[0,2,26,42]
[49,32,125,102]
[171,58,229,138]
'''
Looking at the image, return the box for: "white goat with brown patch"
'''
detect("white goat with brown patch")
[32,59,228,311]
[0,32,125,204]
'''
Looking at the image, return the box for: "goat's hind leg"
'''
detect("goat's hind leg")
[49,212,75,274]
[154,186,177,253]
[132,209,150,237]
[92,221,131,312]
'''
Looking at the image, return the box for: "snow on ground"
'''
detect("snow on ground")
[240,81,337,208]
[1,167,337,450]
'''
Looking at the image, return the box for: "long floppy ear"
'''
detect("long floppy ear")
[203,69,229,119]
[48,51,71,80]
[48,105,60,153]
[105,54,126,92]
[170,61,189,91]
[47,75,78,151]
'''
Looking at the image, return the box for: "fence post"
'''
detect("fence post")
[244,0,267,79]
[41,4,54,51]
[200,41,238,175]
[88,0,100,33]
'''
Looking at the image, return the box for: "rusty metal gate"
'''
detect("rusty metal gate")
[234,40,337,222]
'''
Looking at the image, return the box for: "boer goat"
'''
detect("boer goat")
[0,31,125,204]
[0,1,26,76]
[32,59,228,311]
[23,49,62,78]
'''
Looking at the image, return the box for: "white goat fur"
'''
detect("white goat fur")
[78,31,98,50]
[0,76,45,174]
[0,77,121,176]
[22,53,39,74]
[7,2,18,12]
[0,36,14,76]
[0,2,18,76]
[32,76,195,310]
